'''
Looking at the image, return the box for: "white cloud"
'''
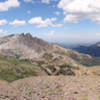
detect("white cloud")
[55,11,60,16]
[0,20,8,26]
[24,0,32,2]
[49,31,55,36]
[41,0,50,4]
[24,0,35,4]
[52,24,62,27]
[10,20,26,27]
[0,0,20,12]
[28,17,62,28]
[24,0,51,4]
[0,29,8,35]
[27,10,31,14]
[58,0,100,23]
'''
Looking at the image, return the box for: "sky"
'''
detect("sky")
[0,0,100,44]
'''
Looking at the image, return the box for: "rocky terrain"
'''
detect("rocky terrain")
[0,33,91,60]
[0,33,53,59]
[0,33,100,100]
[0,33,99,81]
[0,33,96,81]
[0,76,100,100]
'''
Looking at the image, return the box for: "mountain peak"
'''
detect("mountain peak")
[0,33,53,58]
[26,32,32,36]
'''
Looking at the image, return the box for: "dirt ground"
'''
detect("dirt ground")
[0,76,100,100]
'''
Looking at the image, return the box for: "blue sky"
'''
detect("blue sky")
[0,0,100,44]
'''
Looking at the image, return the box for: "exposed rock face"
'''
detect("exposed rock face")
[0,33,53,58]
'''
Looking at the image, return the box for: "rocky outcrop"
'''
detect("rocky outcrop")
[0,33,53,59]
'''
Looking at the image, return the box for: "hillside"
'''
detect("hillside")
[0,53,100,82]
[0,55,47,82]
[0,33,100,82]
[0,33,100,100]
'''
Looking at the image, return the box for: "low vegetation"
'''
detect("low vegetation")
[80,57,100,66]
[0,56,42,82]
[0,52,100,82]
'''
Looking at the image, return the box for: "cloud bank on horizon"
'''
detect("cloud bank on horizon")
[0,0,100,43]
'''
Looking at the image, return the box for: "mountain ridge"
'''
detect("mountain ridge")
[0,33,53,59]
[0,33,91,59]
[0,33,100,81]
[73,41,100,57]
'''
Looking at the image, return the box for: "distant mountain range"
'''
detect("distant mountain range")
[73,42,100,57]
[57,41,100,57]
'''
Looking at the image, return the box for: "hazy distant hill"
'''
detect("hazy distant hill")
[73,42,100,57]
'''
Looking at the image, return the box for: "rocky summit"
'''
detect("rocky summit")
[0,33,53,59]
